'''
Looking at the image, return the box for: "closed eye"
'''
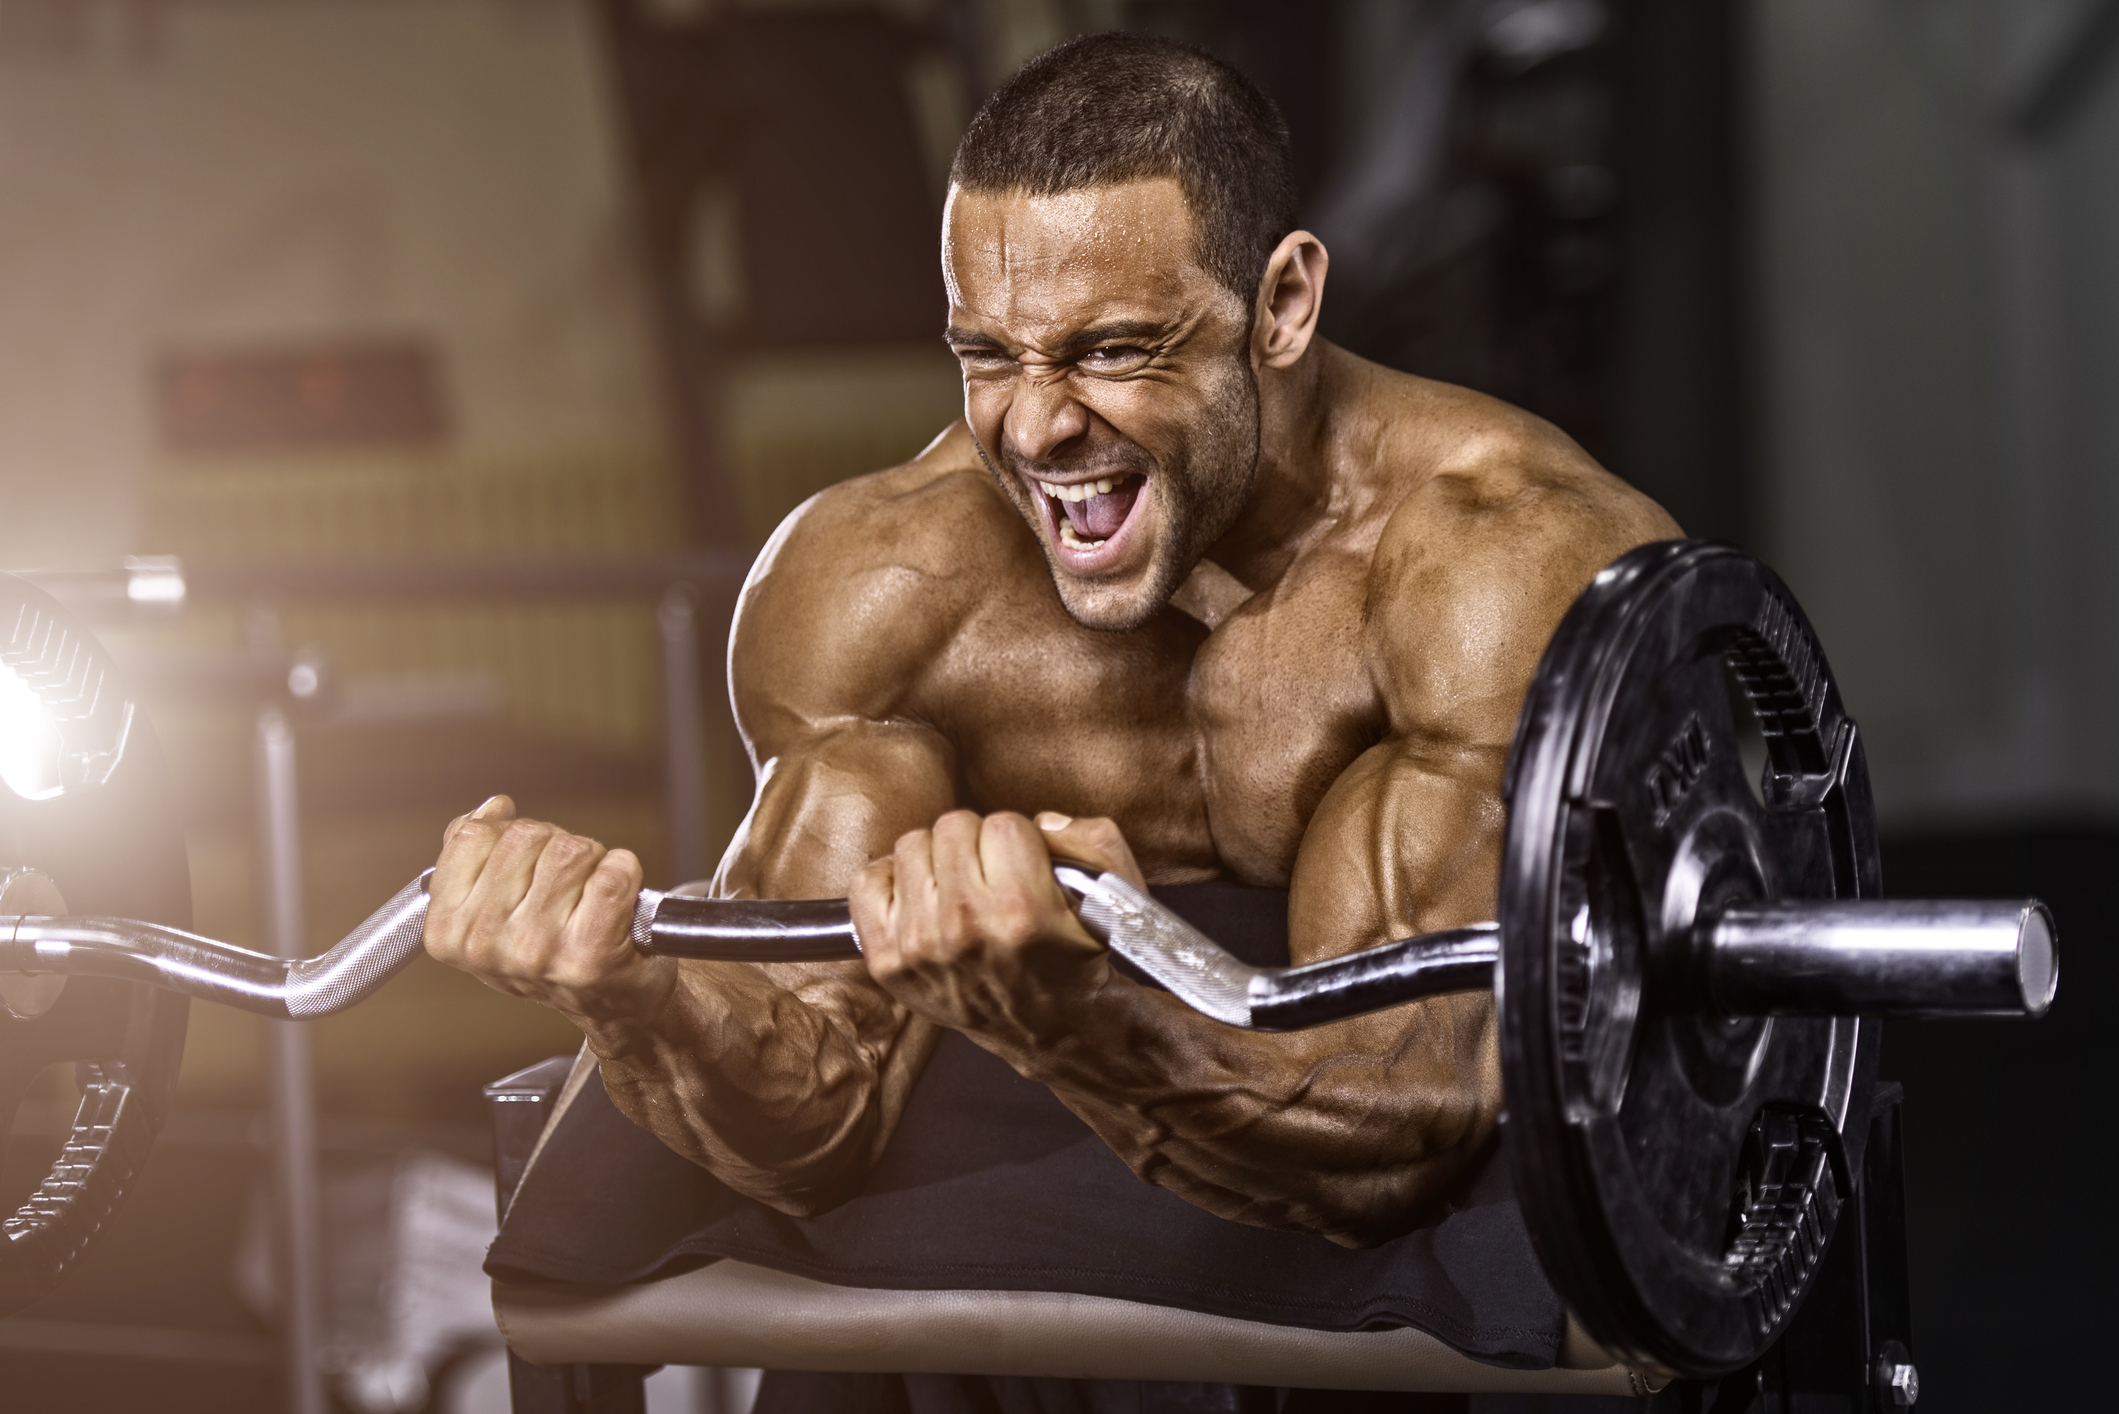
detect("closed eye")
[950,343,1017,376]
[1079,345,1152,376]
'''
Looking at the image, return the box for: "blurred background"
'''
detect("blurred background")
[0,0,2111,1410]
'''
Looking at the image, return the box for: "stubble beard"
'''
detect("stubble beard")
[979,357,1262,634]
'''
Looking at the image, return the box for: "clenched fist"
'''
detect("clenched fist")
[423,795,671,1029]
[850,809,1147,1053]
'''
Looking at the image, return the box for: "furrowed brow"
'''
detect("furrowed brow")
[1060,320,1168,355]
[943,319,1171,358]
[944,327,1007,352]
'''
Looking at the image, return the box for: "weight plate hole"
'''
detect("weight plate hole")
[1720,657,1769,811]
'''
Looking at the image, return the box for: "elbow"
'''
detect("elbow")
[681,1086,892,1218]
[1316,1185,1459,1248]
[1311,1145,1497,1248]
[738,1159,872,1219]
[1283,1095,1506,1248]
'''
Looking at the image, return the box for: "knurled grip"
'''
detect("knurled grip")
[283,872,435,1018]
[1061,868,1258,1026]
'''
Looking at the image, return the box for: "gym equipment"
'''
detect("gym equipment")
[0,580,193,1316]
[0,544,2058,1378]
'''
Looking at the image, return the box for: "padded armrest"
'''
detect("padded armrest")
[489,1044,1662,1396]
[493,1261,1656,1396]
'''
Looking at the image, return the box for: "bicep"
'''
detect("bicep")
[1287,735,1507,962]
[1289,473,1673,958]
[1284,536,1539,955]
[706,497,972,1065]
[715,720,960,901]
[717,481,974,902]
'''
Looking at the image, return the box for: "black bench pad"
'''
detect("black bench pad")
[485,884,1567,1371]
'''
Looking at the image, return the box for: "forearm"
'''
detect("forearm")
[635,714,955,1210]
[988,977,1501,1246]
[587,960,936,1216]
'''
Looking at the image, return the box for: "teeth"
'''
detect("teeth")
[1036,477,1126,502]
[1058,522,1105,550]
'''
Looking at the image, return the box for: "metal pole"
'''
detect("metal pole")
[659,583,708,884]
[255,699,328,1414]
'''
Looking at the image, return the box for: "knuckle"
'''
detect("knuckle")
[581,862,633,903]
[441,819,493,856]
[498,819,550,852]
[545,832,598,866]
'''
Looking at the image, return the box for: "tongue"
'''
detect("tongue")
[1062,477,1142,541]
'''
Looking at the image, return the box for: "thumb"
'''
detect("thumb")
[1033,812,1147,891]
[443,793,518,849]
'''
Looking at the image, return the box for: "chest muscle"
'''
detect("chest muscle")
[943,577,1378,887]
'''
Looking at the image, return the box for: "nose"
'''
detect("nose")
[1005,371,1090,466]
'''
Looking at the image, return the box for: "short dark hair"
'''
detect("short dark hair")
[949,33,1299,305]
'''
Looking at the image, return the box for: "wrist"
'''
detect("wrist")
[570,962,686,1065]
[986,957,1128,1080]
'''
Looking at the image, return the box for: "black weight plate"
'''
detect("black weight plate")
[1498,541,1880,1377]
[0,574,191,1315]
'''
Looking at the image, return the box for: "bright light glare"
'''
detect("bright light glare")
[0,660,64,800]
[124,555,186,606]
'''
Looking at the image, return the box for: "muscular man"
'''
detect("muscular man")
[427,34,1674,1249]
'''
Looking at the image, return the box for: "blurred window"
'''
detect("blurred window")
[156,338,449,455]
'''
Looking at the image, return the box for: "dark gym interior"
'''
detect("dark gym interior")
[0,1,2111,1410]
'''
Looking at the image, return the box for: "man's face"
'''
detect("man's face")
[943,179,1260,632]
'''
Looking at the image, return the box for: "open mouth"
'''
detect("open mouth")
[1029,473,1148,562]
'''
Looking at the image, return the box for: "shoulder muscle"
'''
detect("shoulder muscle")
[730,423,1022,754]
[1364,415,1678,749]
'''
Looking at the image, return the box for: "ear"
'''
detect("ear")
[1251,230,1328,370]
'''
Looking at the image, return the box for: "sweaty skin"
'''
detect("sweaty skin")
[425,177,1676,1246]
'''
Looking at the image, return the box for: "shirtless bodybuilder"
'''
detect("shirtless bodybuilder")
[425,34,1675,1248]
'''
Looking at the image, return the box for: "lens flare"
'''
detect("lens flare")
[0,658,64,799]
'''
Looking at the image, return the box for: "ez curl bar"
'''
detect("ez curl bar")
[0,855,2054,1029]
[0,542,2062,1380]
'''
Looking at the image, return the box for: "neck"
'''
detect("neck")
[1205,342,1335,590]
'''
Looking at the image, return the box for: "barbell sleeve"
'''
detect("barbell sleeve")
[1702,898,2057,1019]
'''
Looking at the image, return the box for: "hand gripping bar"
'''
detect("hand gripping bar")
[0,867,2056,1027]
[635,866,1502,1029]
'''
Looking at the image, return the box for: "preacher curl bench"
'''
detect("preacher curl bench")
[0,543,2056,1409]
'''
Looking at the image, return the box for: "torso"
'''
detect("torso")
[737,351,1675,926]
[682,352,1676,1231]
[900,447,1395,892]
